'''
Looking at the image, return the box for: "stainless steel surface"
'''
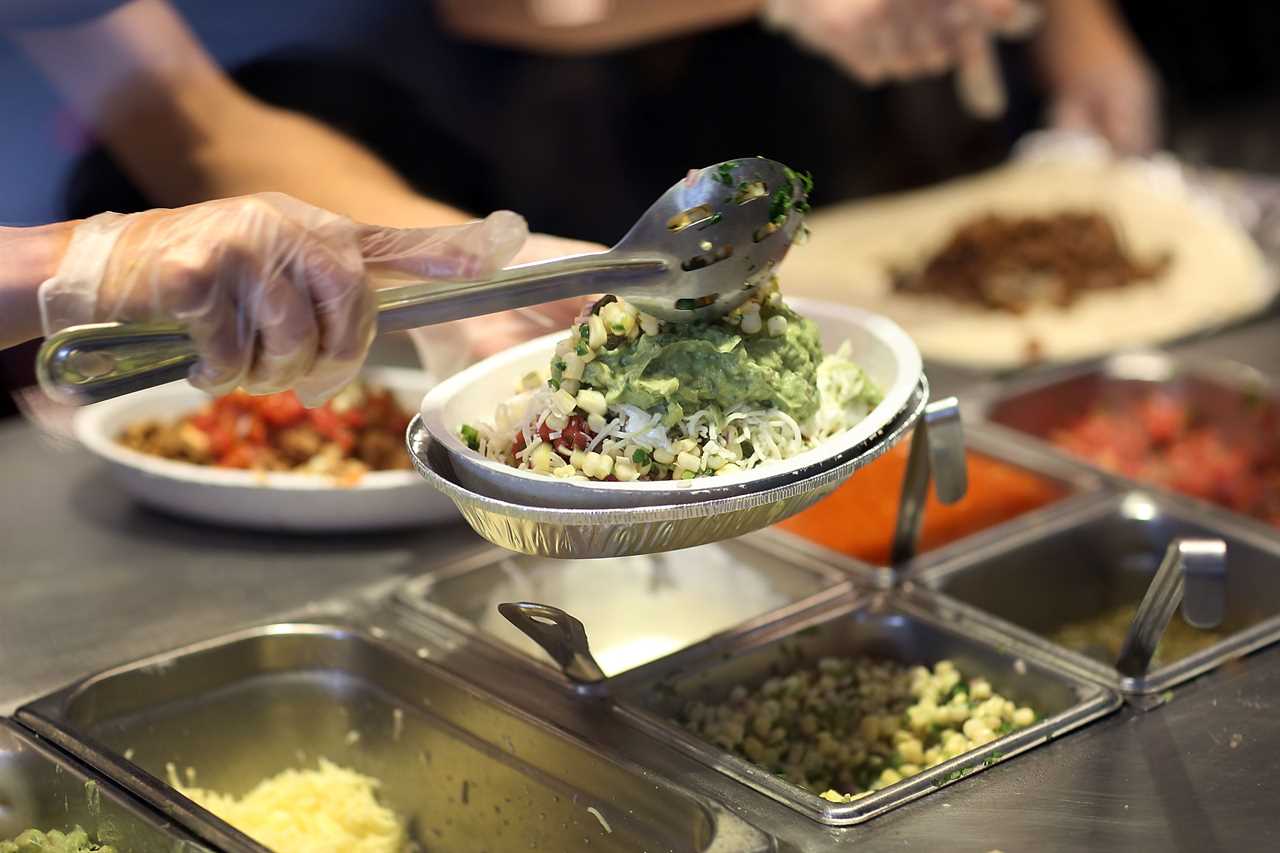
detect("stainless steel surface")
[610,589,1119,825]
[1117,538,1227,680]
[914,492,1280,694]
[0,719,210,851]
[6,318,1280,853]
[392,530,876,685]
[18,622,772,853]
[498,602,607,684]
[37,158,808,404]
[890,396,968,565]
[408,378,928,558]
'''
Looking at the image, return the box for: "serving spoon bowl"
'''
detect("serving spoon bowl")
[38,158,810,404]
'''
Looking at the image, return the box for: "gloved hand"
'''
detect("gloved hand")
[39,192,527,404]
[409,233,606,377]
[762,0,1028,84]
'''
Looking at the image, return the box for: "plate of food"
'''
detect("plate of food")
[778,133,1276,369]
[74,366,455,532]
[418,278,922,510]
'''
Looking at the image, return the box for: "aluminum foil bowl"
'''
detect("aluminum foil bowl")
[419,298,922,510]
[408,378,928,558]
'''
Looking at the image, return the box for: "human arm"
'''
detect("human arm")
[1033,0,1160,154]
[10,0,472,228]
[0,222,78,350]
[435,0,762,54]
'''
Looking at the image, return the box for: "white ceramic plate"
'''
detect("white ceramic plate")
[420,298,922,509]
[75,366,457,532]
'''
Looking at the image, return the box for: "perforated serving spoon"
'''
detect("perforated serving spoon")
[38,158,810,404]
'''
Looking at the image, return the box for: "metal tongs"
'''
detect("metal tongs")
[38,158,808,404]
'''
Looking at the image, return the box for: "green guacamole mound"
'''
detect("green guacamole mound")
[0,826,116,853]
[578,300,824,424]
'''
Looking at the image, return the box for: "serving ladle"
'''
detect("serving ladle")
[38,158,810,404]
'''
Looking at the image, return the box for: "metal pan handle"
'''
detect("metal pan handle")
[890,397,968,565]
[1116,537,1227,681]
[498,601,607,685]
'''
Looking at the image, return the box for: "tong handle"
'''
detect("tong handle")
[35,254,665,405]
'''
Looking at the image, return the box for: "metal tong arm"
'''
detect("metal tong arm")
[35,253,666,405]
[1115,538,1227,680]
[498,601,607,685]
[890,397,968,565]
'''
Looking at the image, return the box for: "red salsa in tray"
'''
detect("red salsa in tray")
[1047,389,1280,527]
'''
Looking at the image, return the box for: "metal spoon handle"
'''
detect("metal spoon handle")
[36,253,666,404]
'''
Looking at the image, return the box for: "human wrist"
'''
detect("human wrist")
[0,220,78,348]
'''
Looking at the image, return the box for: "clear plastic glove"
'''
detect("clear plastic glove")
[409,233,606,378]
[39,192,527,404]
[762,0,1027,84]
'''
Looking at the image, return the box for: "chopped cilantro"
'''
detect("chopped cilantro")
[632,449,651,464]
[768,183,794,225]
[548,378,561,390]
[552,358,567,373]
[575,342,588,356]
[713,162,738,185]
[459,424,480,451]
[579,323,590,340]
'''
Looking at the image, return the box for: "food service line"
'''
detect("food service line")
[1,312,1279,852]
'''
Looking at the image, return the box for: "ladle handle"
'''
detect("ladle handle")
[498,601,607,685]
[1116,538,1227,681]
[35,254,667,405]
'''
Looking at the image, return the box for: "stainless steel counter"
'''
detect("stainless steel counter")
[3,318,1280,850]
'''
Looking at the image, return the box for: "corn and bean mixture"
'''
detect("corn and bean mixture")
[679,657,1037,802]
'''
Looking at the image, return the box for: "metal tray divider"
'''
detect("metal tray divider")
[0,719,214,853]
[608,589,1121,825]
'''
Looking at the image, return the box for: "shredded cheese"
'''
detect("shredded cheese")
[171,759,407,853]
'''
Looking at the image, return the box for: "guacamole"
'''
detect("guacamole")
[0,827,115,853]
[563,301,824,425]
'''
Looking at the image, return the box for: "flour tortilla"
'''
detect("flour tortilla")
[778,159,1275,369]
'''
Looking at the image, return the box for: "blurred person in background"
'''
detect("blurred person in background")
[1,0,1157,410]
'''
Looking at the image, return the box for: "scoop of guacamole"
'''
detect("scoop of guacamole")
[0,827,115,853]
[576,301,824,423]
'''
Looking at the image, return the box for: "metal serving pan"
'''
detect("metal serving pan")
[17,623,772,853]
[911,491,1280,695]
[966,349,1280,534]
[394,529,877,682]
[609,591,1119,825]
[0,719,210,851]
